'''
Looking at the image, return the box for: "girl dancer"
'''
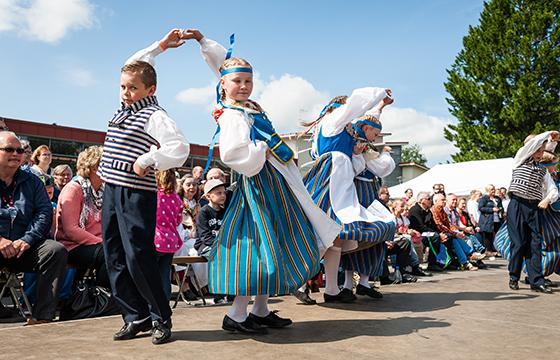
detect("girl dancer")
[302,88,397,303]
[183,29,340,334]
[340,99,397,298]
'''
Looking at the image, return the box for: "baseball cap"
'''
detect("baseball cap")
[203,179,225,195]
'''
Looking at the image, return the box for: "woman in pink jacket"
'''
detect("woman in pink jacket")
[55,146,108,287]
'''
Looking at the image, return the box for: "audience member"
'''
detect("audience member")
[52,164,73,204]
[478,184,503,256]
[0,132,67,325]
[19,140,33,171]
[178,174,200,236]
[29,145,52,176]
[54,146,108,287]
[467,190,482,228]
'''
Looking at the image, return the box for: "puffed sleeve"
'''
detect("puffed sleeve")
[321,87,388,137]
[199,37,228,78]
[512,131,552,169]
[352,154,366,175]
[124,41,164,66]
[543,172,559,202]
[136,110,190,170]
[366,152,396,178]
[217,110,268,177]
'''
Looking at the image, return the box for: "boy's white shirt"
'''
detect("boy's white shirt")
[124,41,190,170]
[198,37,341,254]
[512,131,552,169]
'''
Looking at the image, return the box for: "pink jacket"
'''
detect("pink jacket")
[55,182,102,252]
[155,189,183,253]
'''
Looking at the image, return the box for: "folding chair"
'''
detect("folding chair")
[171,256,208,307]
[0,269,32,319]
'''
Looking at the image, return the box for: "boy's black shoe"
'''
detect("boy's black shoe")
[410,266,432,277]
[292,289,317,305]
[402,274,418,283]
[323,288,356,303]
[509,279,519,290]
[152,319,172,345]
[222,315,268,334]
[248,311,292,328]
[356,284,383,298]
[475,260,487,269]
[113,318,152,341]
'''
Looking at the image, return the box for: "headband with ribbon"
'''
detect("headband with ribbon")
[215,34,253,103]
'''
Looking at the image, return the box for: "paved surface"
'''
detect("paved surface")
[2,260,560,360]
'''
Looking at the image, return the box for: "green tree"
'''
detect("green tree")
[401,144,428,166]
[444,0,560,162]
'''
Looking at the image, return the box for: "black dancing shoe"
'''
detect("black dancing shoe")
[248,311,293,328]
[292,290,317,305]
[323,288,357,303]
[113,318,153,341]
[410,266,433,277]
[355,284,383,299]
[152,319,172,345]
[531,284,553,294]
[509,279,519,290]
[402,274,418,283]
[222,315,268,334]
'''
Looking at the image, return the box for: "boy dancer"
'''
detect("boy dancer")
[100,29,190,344]
[507,130,559,293]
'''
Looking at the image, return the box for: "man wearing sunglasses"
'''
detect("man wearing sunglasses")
[0,131,67,324]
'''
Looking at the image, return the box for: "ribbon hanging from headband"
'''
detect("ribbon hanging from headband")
[317,101,343,119]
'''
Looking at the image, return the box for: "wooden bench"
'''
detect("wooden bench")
[171,256,208,307]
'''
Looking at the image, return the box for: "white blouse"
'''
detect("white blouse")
[123,41,190,171]
[198,37,340,254]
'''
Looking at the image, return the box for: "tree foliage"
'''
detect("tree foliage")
[444,0,560,162]
[401,144,428,166]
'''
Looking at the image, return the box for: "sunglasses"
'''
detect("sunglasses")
[0,147,25,154]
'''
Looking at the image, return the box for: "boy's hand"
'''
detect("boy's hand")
[383,89,394,105]
[538,198,551,209]
[159,29,185,50]
[550,131,560,142]
[133,161,149,177]
[181,29,204,42]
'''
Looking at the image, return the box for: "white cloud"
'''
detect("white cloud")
[381,107,457,166]
[0,0,95,43]
[176,73,328,132]
[63,66,96,87]
[176,74,456,165]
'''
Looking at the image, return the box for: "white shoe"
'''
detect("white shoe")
[469,252,485,261]
[466,263,478,271]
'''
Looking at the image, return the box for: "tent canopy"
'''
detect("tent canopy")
[388,158,514,198]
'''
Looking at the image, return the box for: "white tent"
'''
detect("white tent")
[388,158,514,198]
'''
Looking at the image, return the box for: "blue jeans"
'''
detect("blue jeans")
[451,238,474,265]
[465,234,485,253]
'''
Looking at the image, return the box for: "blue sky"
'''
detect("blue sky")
[0,0,484,165]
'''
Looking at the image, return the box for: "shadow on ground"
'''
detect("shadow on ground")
[171,316,450,344]
[317,291,537,312]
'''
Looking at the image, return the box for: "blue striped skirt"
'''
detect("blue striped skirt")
[208,162,321,296]
[340,177,387,276]
[303,152,395,247]
[494,208,560,276]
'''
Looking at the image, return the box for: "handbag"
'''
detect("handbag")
[59,281,120,320]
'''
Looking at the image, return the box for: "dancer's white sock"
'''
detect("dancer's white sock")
[251,295,270,317]
[359,273,371,288]
[344,270,354,290]
[323,246,342,295]
[227,296,250,323]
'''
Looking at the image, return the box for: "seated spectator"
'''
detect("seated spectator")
[29,145,52,177]
[446,194,487,267]
[379,186,390,206]
[432,193,484,271]
[198,167,234,209]
[54,146,108,287]
[19,140,33,171]
[154,169,183,301]
[466,190,482,229]
[404,188,413,203]
[0,131,67,324]
[432,183,446,197]
[178,174,199,236]
[196,179,226,256]
[478,184,503,256]
[390,199,431,277]
[52,164,73,204]
[408,191,446,272]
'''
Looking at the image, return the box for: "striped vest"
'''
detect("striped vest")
[508,159,546,201]
[99,96,161,192]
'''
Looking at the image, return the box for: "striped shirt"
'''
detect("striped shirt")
[508,159,546,201]
[99,96,161,192]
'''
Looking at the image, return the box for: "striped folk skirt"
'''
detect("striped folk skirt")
[303,153,395,249]
[208,162,321,296]
[494,208,560,276]
[340,177,387,276]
